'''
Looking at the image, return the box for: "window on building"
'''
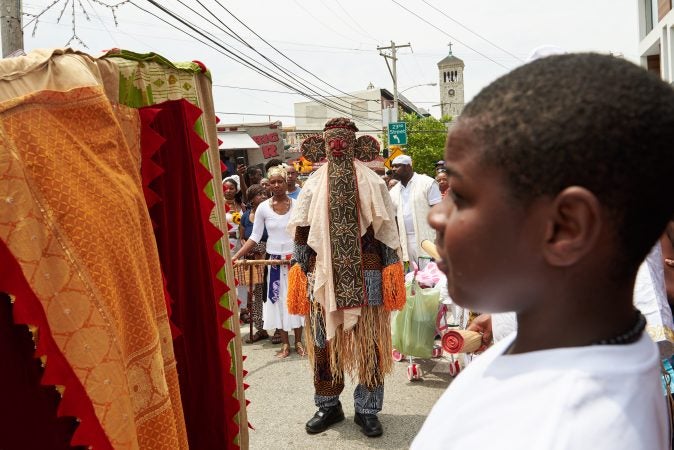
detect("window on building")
[645,0,654,33]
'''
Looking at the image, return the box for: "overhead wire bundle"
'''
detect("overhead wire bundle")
[130,0,384,129]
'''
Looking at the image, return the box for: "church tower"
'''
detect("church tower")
[437,44,465,120]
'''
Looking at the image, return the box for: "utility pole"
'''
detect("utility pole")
[377,41,411,123]
[1,0,23,57]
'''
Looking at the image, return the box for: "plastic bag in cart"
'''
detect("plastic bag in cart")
[391,281,441,358]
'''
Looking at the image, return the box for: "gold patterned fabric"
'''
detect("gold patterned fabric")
[0,86,187,449]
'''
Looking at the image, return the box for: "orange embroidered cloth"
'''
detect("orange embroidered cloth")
[0,86,188,449]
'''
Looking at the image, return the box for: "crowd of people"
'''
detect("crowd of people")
[223,53,674,448]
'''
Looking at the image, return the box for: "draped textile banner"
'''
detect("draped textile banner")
[0,86,188,449]
[139,99,240,448]
[100,50,248,447]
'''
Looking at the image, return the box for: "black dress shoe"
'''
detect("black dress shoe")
[305,402,345,434]
[354,412,383,437]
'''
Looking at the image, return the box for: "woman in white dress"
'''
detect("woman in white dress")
[233,166,305,358]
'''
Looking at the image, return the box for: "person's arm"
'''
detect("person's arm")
[662,221,674,306]
[239,220,246,247]
[665,221,674,267]
[467,314,493,351]
[427,180,442,206]
[233,204,265,260]
[233,238,257,261]
[237,164,249,202]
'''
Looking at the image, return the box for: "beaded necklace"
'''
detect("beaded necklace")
[591,310,647,346]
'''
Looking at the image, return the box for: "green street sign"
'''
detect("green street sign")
[388,122,408,146]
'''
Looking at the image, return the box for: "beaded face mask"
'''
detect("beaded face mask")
[299,117,380,165]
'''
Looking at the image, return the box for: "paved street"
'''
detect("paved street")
[242,325,455,449]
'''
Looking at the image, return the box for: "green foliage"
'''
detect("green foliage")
[384,113,449,176]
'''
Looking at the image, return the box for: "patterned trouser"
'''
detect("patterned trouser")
[251,283,264,331]
[248,242,266,332]
[311,307,384,415]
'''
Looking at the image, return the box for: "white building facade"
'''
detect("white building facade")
[293,87,427,136]
[637,0,674,80]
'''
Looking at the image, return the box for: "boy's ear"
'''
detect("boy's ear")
[542,186,603,267]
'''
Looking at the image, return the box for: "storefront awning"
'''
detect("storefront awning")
[218,132,260,150]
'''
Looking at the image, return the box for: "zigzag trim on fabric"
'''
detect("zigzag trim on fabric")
[152,99,243,449]
[0,240,113,450]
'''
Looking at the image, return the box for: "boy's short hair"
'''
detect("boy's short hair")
[461,53,674,269]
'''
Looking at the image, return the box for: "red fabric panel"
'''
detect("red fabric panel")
[139,100,239,450]
[0,241,112,450]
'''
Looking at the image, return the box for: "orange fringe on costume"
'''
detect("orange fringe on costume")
[382,262,406,311]
[287,263,310,315]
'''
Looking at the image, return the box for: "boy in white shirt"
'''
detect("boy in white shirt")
[413,53,674,449]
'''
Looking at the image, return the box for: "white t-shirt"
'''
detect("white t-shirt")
[412,333,669,450]
[250,199,294,255]
[401,173,442,234]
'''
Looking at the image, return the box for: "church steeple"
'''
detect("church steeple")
[437,43,465,120]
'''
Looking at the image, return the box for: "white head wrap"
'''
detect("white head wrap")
[223,174,241,192]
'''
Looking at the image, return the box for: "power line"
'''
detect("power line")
[389,0,512,70]
[215,111,383,130]
[222,83,384,113]
[334,0,381,43]
[133,1,382,128]
[212,0,377,104]
[176,0,375,114]
[316,0,378,44]
[291,0,364,46]
[213,84,385,106]
[420,0,524,62]
[214,85,300,95]
[215,111,447,134]
[173,0,372,114]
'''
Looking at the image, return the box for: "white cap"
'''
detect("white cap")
[392,155,412,165]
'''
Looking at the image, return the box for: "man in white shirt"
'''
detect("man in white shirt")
[389,155,441,267]
[413,53,673,449]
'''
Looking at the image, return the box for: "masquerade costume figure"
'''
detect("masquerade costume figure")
[286,118,406,437]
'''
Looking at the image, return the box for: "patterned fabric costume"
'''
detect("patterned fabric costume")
[0,48,248,449]
[286,118,406,413]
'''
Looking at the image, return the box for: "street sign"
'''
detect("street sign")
[388,122,407,146]
[384,146,404,169]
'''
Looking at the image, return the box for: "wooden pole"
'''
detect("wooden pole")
[1,0,23,57]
